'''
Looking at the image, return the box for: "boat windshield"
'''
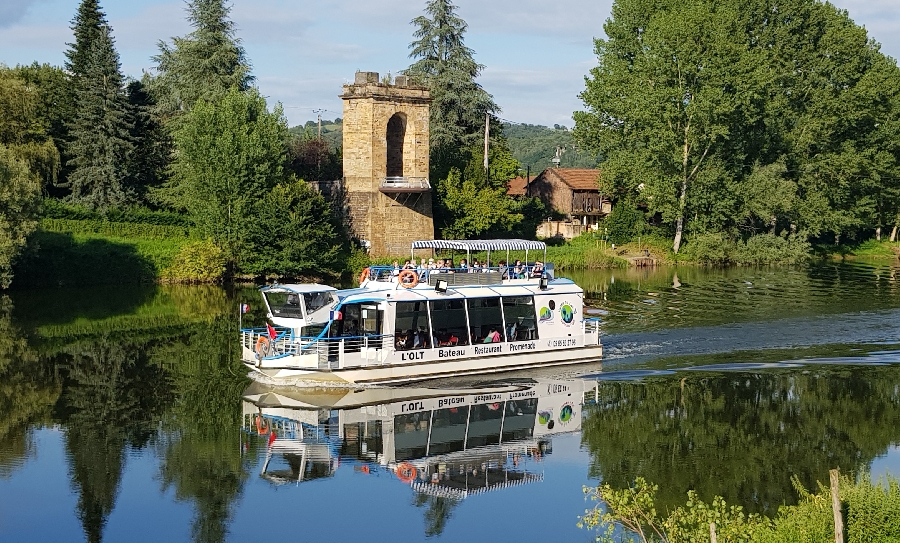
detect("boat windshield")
[264,291,304,318]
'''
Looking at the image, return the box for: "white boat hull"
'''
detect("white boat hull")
[243,344,603,385]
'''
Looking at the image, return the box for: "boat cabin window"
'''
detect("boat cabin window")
[394,412,430,461]
[428,406,468,455]
[394,301,431,350]
[466,402,504,447]
[501,398,539,441]
[301,322,328,339]
[467,297,506,343]
[502,296,539,341]
[332,303,382,338]
[303,291,335,314]
[430,299,470,347]
[264,291,304,318]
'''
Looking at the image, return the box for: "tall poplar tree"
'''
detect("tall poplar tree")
[150,0,253,118]
[65,23,133,211]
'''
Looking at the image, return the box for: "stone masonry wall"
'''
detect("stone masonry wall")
[341,73,434,257]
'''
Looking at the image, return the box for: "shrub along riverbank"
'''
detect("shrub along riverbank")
[580,473,900,543]
[14,215,900,288]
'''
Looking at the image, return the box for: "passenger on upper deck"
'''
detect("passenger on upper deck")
[498,260,508,278]
[471,259,481,273]
[513,260,525,279]
[403,259,414,270]
[459,258,468,272]
[391,260,400,280]
[531,260,544,278]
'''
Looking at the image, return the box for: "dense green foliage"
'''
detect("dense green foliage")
[404,0,498,164]
[0,146,42,287]
[150,0,253,118]
[575,0,900,254]
[160,88,287,263]
[0,65,61,192]
[580,473,900,543]
[239,180,348,277]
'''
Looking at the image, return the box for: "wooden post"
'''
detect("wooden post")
[710,522,717,543]
[830,468,844,543]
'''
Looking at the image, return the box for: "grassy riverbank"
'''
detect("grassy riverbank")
[12,216,225,287]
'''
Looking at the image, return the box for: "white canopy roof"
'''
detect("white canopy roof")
[411,239,546,251]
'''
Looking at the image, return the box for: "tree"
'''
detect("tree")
[240,180,348,277]
[0,145,42,288]
[575,0,765,253]
[404,0,499,179]
[65,23,133,210]
[123,80,170,201]
[436,167,522,239]
[575,0,900,252]
[0,66,61,192]
[161,88,287,266]
[150,0,252,118]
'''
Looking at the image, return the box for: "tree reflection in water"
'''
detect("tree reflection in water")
[0,285,253,543]
[582,365,900,516]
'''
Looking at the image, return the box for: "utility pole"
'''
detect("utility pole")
[525,164,531,197]
[313,109,325,140]
[484,113,490,179]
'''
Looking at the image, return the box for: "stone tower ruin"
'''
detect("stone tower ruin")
[341,71,434,256]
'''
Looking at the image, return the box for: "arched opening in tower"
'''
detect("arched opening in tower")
[386,113,406,178]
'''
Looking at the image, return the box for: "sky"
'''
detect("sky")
[1,0,899,128]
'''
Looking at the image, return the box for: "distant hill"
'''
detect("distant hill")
[288,118,343,149]
[286,119,601,172]
[503,123,600,171]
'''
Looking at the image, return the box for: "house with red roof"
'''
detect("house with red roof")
[508,168,611,231]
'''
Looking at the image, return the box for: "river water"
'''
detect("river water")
[1,259,900,542]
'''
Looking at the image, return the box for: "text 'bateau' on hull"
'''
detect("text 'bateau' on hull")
[240,239,603,385]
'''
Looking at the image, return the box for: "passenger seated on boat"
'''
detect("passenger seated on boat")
[395,331,410,350]
[483,328,501,343]
[531,260,544,278]
[413,328,428,349]
[391,260,401,281]
[435,329,459,347]
[513,260,525,279]
[498,260,508,278]
[459,258,468,271]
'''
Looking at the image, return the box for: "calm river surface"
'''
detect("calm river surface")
[2,259,900,542]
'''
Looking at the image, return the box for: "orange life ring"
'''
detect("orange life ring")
[256,415,270,435]
[398,269,419,288]
[255,336,271,360]
[359,267,370,284]
[396,462,417,483]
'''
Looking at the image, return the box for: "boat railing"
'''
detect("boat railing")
[241,327,394,369]
[582,317,602,345]
[364,263,555,285]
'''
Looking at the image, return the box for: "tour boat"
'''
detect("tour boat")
[240,378,597,493]
[240,239,602,385]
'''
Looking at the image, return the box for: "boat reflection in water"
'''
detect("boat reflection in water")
[240,378,595,498]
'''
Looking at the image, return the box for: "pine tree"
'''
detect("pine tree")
[405,0,499,177]
[65,0,107,86]
[124,80,170,200]
[65,23,133,211]
[150,0,253,117]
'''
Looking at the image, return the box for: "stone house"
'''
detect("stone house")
[513,168,612,229]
